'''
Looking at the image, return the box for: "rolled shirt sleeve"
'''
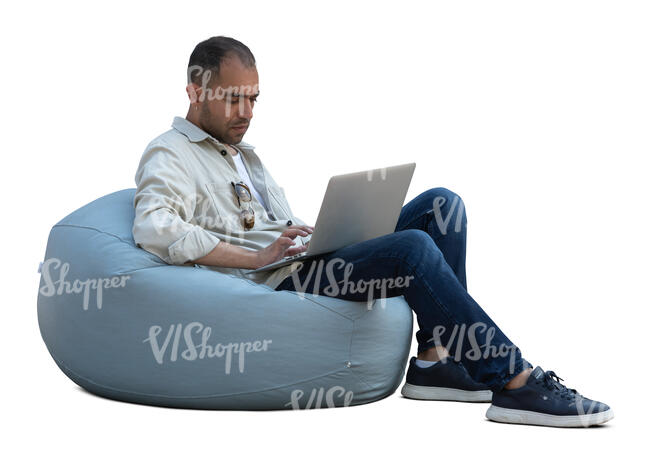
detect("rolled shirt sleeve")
[133,141,221,265]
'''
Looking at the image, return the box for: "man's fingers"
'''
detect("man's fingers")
[275,225,312,258]
[283,244,308,257]
[286,225,314,234]
[281,228,310,239]
[276,236,295,247]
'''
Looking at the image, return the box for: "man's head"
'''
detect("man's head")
[185,36,259,145]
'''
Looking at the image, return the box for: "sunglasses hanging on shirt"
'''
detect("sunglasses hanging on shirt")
[231,181,255,230]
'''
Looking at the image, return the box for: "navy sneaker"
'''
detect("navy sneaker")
[401,356,492,402]
[486,366,614,427]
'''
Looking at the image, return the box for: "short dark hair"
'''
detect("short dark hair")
[187,36,256,86]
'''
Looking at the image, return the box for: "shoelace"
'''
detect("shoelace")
[539,370,579,400]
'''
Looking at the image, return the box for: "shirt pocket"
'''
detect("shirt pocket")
[267,186,293,220]
[204,182,244,233]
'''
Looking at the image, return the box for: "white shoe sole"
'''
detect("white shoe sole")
[401,383,493,402]
[486,405,615,427]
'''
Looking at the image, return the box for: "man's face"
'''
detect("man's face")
[188,56,259,145]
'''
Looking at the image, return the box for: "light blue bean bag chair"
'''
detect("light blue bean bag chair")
[37,189,413,409]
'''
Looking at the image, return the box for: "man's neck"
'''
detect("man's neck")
[223,143,239,156]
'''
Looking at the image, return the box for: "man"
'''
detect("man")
[133,36,612,427]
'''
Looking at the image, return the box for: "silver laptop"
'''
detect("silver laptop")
[245,162,416,274]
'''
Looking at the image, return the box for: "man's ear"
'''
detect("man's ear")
[186,83,202,104]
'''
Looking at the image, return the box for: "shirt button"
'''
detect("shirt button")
[220,150,227,156]
[286,220,292,226]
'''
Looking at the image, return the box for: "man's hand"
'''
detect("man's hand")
[255,225,314,268]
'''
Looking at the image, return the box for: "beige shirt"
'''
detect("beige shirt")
[133,116,310,289]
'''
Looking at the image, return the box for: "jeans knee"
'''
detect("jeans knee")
[425,187,466,229]
[393,229,441,259]
[384,230,442,280]
[426,187,463,207]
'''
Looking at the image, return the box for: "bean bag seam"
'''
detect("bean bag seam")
[52,223,135,247]
[347,317,375,392]
[279,293,357,321]
[51,350,352,400]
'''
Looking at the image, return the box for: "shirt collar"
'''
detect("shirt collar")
[171,116,256,151]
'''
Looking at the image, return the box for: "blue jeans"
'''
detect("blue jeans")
[275,187,526,391]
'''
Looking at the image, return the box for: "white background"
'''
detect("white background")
[2,0,648,449]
